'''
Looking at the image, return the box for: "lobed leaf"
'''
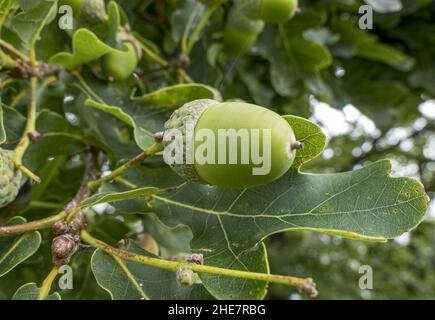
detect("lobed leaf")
[131,84,223,109]
[12,283,60,300]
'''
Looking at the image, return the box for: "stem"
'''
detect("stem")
[0,38,28,61]
[0,211,67,237]
[38,266,59,300]
[13,76,40,183]
[87,143,164,191]
[81,231,316,291]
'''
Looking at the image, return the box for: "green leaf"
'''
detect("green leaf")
[85,99,155,150]
[0,0,18,30]
[254,22,332,98]
[81,186,169,208]
[0,217,41,278]
[170,0,205,44]
[48,28,121,70]
[25,110,87,171]
[10,0,57,47]
[330,18,414,71]
[12,283,61,300]
[284,115,326,169]
[144,160,428,299]
[91,243,214,300]
[132,84,223,109]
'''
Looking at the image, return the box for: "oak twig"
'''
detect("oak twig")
[81,231,318,297]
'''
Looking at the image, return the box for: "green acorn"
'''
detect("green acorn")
[234,0,298,24]
[0,149,22,209]
[224,6,264,56]
[163,99,303,189]
[102,42,138,81]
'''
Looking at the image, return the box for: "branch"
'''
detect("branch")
[0,211,67,237]
[13,75,40,183]
[87,142,164,192]
[81,230,318,297]
[0,38,28,61]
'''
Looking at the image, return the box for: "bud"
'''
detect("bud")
[52,220,69,235]
[187,253,204,265]
[176,267,197,286]
[52,234,77,266]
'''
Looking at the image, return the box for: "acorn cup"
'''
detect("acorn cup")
[0,149,22,209]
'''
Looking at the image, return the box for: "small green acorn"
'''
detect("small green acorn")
[102,42,138,81]
[0,149,22,209]
[163,99,303,189]
[223,6,264,56]
[234,0,298,24]
[59,0,108,24]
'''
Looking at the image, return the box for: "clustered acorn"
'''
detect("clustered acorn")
[51,212,86,266]
[0,148,22,209]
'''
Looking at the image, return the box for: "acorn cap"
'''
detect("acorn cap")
[0,149,22,208]
[163,99,219,184]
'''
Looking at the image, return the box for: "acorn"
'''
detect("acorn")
[102,42,138,81]
[163,99,303,189]
[223,5,264,56]
[0,149,22,209]
[51,234,78,266]
[233,0,298,24]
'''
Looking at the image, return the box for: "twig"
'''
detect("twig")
[0,38,28,61]
[38,266,59,300]
[0,211,67,237]
[13,75,40,183]
[81,230,318,296]
[65,150,99,222]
